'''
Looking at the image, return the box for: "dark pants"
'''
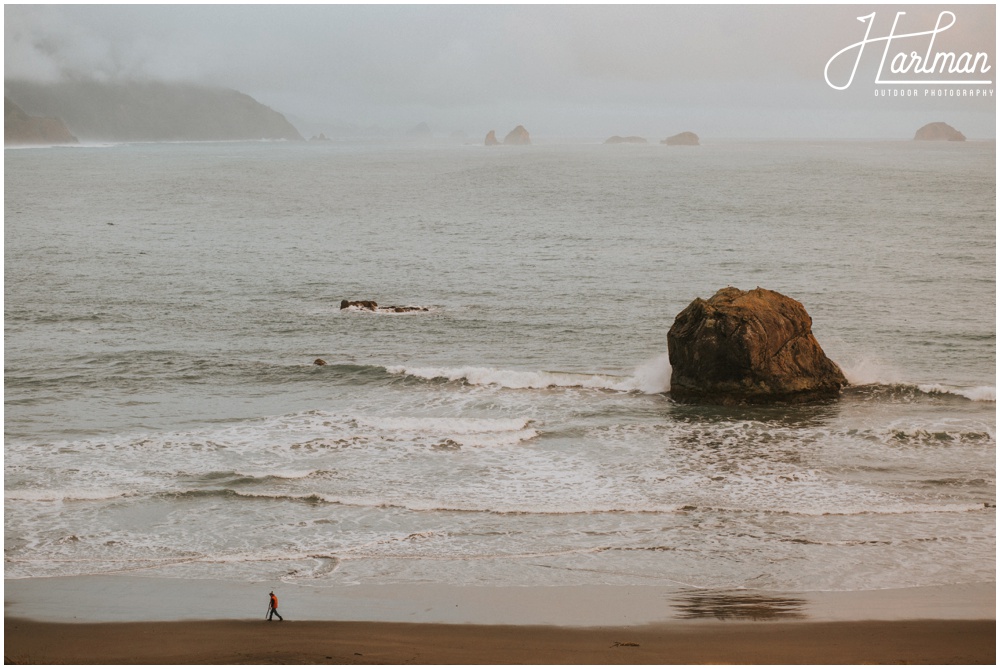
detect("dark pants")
[268,607,283,621]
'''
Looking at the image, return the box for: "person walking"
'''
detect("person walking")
[267,590,284,621]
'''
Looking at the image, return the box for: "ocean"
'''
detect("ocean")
[4,139,995,598]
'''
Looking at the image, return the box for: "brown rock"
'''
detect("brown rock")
[662,132,700,146]
[484,130,500,146]
[503,125,531,145]
[340,300,378,311]
[667,287,847,404]
[313,358,327,366]
[340,300,428,313]
[914,122,966,141]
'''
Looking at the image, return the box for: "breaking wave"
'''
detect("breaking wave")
[917,384,995,402]
[841,356,994,402]
[385,353,671,394]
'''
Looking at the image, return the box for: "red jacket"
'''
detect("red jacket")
[270,594,278,609]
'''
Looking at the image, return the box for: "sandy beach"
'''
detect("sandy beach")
[5,617,995,664]
[4,578,995,664]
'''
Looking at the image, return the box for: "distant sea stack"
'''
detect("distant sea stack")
[484,130,500,146]
[503,125,531,145]
[662,132,700,146]
[667,287,847,404]
[4,80,303,142]
[407,121,433,138]
[5,97,77,145]
[605,136,647,144]
[914,122,966,141]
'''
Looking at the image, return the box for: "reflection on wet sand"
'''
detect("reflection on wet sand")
[672,590,807,620]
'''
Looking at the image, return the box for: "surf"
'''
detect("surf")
[384,353,671,394]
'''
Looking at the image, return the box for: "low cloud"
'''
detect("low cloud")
[5,4,995,138]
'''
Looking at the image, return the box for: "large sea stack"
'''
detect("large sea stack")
[914,122,966,141]
[667,287,847,404]
[503,125,531,145]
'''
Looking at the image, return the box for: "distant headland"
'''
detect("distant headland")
[5,97,77,145]
[4,80,303,143]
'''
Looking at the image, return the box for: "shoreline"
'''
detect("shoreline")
[4,577,995,625]
[5,577,995,663]
[5,618,995,664]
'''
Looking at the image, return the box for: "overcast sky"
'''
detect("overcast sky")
[5,4,996,139]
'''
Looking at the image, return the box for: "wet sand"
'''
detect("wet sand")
[4,577,994,625]
[4,617,995,664]
[5,578,995,664]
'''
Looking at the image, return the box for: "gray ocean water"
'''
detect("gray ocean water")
[4,139,995,595]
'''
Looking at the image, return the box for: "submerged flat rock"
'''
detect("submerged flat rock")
[605,135,647,144]
[667,287,847,404]
[340,300,429,313]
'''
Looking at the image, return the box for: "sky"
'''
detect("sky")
[4,4,996,139]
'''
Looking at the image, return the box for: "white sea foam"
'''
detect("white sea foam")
[840,355,994,402]
[841,355,904,386]
[918,384,996,402]
[353,415,539,447]
[623,353,672,393]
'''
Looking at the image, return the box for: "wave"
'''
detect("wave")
[353,416,538,447]
[917,384,995,402]
[385,354,671,394]
[846,382,996,403]
[841,356,994,402]
[355,415,532,434]
[383,357,991,403]
[188,469,330,485]
[158,488,991,518]
[841,355,905,386]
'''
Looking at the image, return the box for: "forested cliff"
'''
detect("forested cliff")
[5,80,303,142]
